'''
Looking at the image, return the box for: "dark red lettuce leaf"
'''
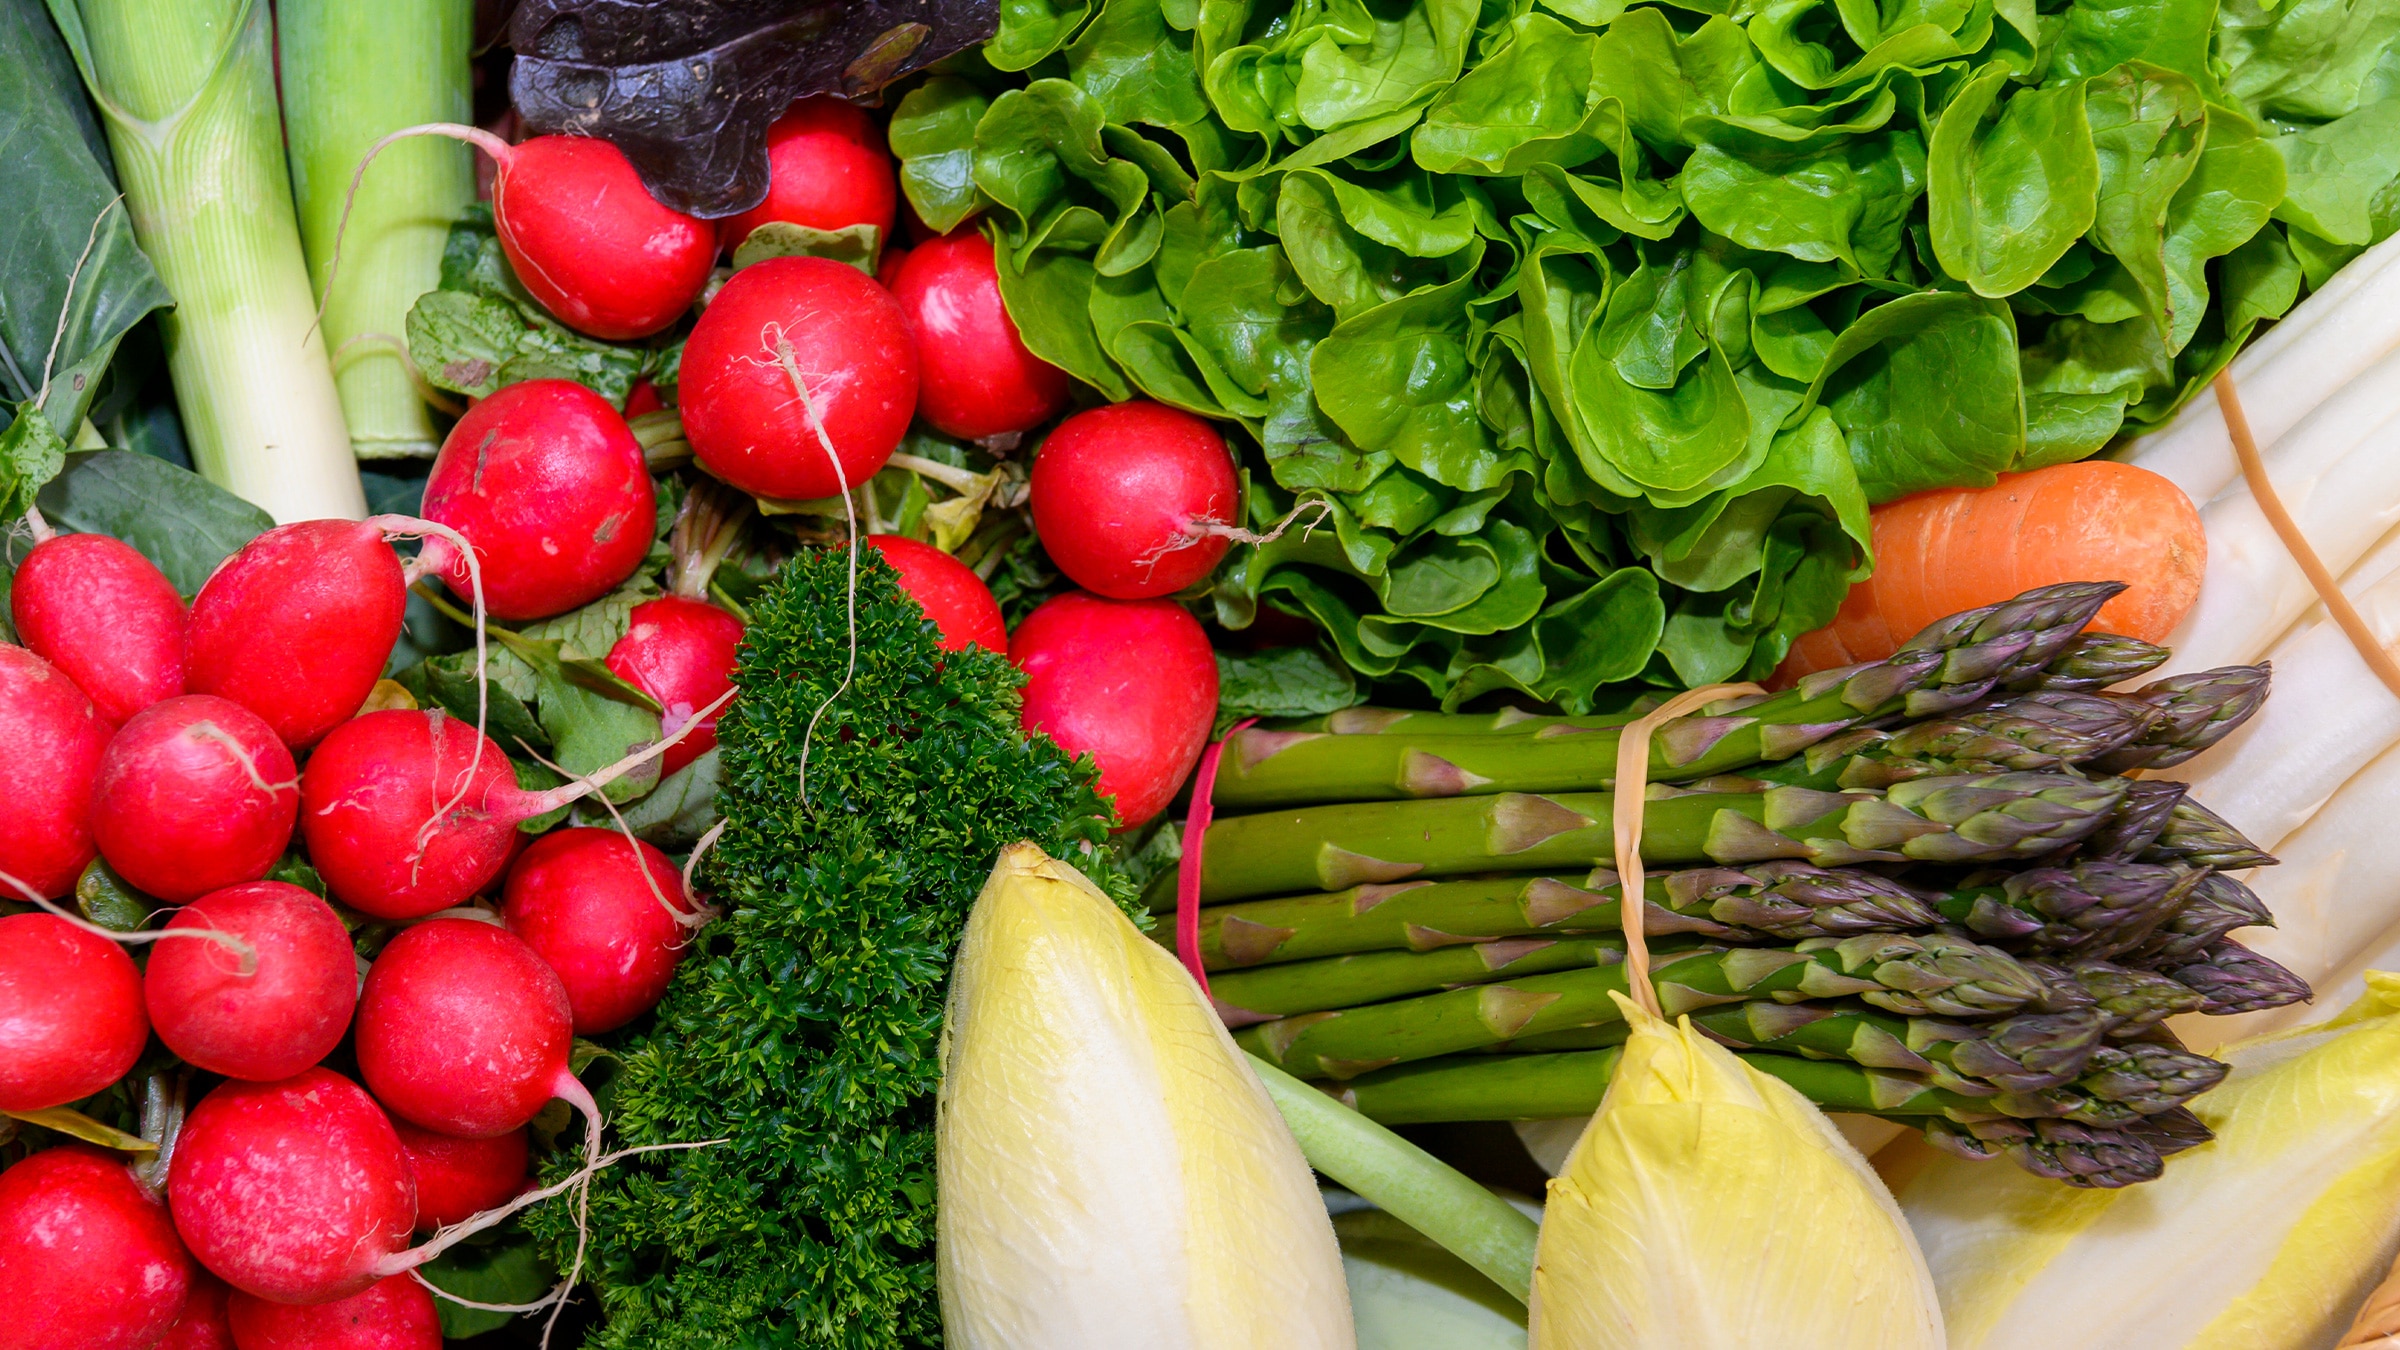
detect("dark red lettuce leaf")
[507,0,997,217]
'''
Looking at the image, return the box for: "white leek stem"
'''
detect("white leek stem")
[278,0,473,460]
[59,0,364,522]
[2123,232,2400,506]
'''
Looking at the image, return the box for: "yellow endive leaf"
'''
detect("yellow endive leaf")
[1905,971,2400,1349]
[1530,995,1943,1350]
[937,843,1353,1350]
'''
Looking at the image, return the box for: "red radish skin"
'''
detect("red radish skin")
[393,1122,530,1232]
[623,378,667,419]
[890,233,1070,440]
[604,596,744,776]
[680,255,920,500]
[0,914,148,1112]
[1011,593,1219,828]
[1030,403,1239,599]
[0,645,110,897]
[419,380,658,621]
[91,695,298,903]
[186,521,408,750]
[300,711,528,921]
[10,534,186,724]
[876,245,909,291]
[0,1146,191,1350]
[355,919,586,1138]
[493,136,714,341]
[145,881,359,1082]
[225,1275,440,1350]
[716,97,898,253]
[300,704,705,922]
[502,827,695,1033]
[169,1069,415,1305]
[159,1273,234,1350]
[866,535,1006,653]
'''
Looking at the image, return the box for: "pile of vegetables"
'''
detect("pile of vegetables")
[872,0,2400,710]
[11,0,2400,1343]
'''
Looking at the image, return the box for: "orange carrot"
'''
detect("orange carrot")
[1781,461,2205,678]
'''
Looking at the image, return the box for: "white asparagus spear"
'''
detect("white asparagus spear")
[2121,233,2400,505]
[2154,372,2400,674]
[2173,741,2400,1053]
[2166,533,2400,852]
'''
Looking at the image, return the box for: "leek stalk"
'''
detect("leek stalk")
[47,0,365,522]
[278,0,472,460]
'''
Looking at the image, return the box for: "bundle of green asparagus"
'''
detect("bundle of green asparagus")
[1161,583,2302,1189]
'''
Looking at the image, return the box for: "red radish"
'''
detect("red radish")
[1030,402,1240,599]
[0,1146,191,1350]
[716,97,899,253]
[623,377,667,419]
[680,255,920,500]
[90,695,298,903]
[144,881,358,1082]
[10,533,186,724]
[159,1273,234,1350]
[351,127,713,341]
[355,918,591,1138]
[604,596,744,776]
[876,245,909,291]
[1011,593,1219,828]
[866,535,1006,653]
[393,1122,529,1231]
[185,521,407,750]
[168,1069,415,1305]
[0,914,148,1112]
[502,827,696,1033]
[226,1275,440,1350]
[418,379,657,621]
[0,644,110,897]
[890,233,1070,441]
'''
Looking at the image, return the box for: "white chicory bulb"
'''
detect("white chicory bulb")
[1528,995,1944,1350]
[1904,972,2400,1349]
[936,843,1354,1350]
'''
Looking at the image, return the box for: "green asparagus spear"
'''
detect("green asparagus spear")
[1177,864,1939,970]
[2000,633,2172,692]
[2023,958,2206,1029]
[1922,1117,2165,1187]
[2091,665,2273,774]
[1193,773,2131,903]
[2079,778,2189,860]
[1235,933,2045,1079]
[1752,691,2159,790]
[2123,873,2272,965]
[1934,861,2204,958]
[1208,936,1638,1023]
[2161,939,2312,1014]
[1212,584,2123,808]
[1325,1049,2203,1185]
[2139,796,2278,870]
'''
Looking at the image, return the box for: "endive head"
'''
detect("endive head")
[1905,971,2400,1350]
[1530,993,1944,1350]
[936,842,1354,1350]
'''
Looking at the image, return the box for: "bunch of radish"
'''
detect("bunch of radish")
[0,90,1257,1347]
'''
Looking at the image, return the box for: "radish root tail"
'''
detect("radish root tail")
[367,516,491,865]
[1133,498,1332,581]
[763,327,859,811]
[315,123,514,343]
[0,867,259,976]
[517,741,716,936]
